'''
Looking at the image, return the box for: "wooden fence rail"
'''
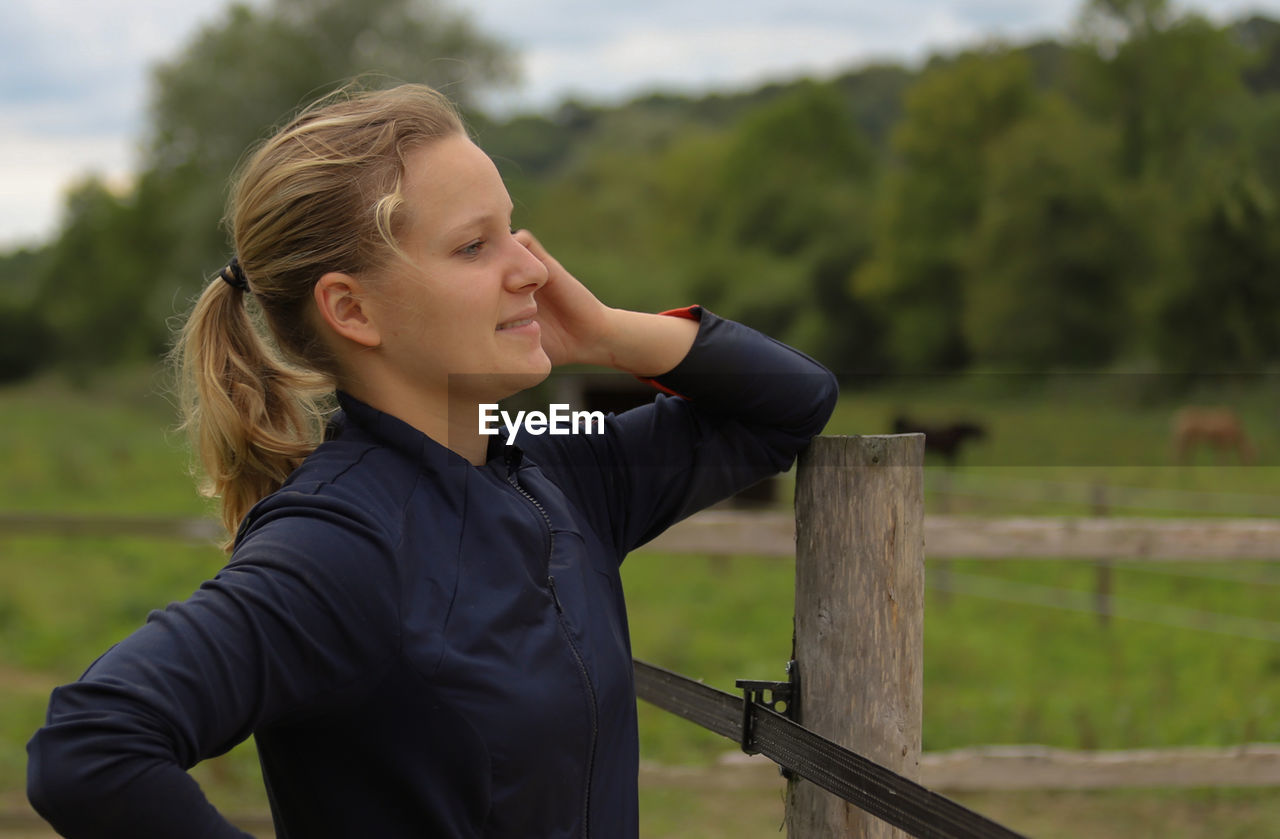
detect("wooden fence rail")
[0,513,223,542]
[918,743,1280,791]
[649,512,1280,561]
[4,511,1277,560]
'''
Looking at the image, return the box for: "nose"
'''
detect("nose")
[504,233,549,292]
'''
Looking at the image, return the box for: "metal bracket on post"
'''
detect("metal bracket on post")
[735,659,799,762]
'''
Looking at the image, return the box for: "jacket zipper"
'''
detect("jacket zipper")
[506,460,554,559]
[506,459,598,838]
[548,575,599,838]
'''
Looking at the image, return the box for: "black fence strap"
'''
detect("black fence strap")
[634,659,1027,839]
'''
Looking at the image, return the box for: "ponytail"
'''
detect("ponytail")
[172,277,331,550]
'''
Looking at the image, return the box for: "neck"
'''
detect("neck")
[343,379,491,466]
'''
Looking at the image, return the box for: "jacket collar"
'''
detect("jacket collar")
[333,391,521,473]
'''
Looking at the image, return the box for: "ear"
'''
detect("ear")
[314,272,381,349]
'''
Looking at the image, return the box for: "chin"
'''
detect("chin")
[518,348,553,388]
[454,362,551,403]
[499,367,551,400]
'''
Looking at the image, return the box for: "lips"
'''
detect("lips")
[497,310,537,331]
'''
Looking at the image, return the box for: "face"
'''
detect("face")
[368,134,551,405]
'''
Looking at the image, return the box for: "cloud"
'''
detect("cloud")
[517,20,948,104]
[0,128,134,249]
[0,0,235,245]
[0,0,234,137]
[474,1,1065,112]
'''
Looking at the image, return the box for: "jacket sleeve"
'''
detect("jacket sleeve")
[534,306,838,556]
[25,493,401,839]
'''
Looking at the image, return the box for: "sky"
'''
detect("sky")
[3,0,1279,249]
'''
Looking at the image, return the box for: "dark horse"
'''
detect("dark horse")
[892,415,987,467]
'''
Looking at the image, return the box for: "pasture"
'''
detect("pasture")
[1,367,1278,836]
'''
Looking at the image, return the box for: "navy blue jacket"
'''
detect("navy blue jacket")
[27,308,838,838]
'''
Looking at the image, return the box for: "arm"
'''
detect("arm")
[517,232,838,555]
[26,496,400,838]
[608,308,838,550]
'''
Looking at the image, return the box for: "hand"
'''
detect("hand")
[514,230,611,367]
[515,230,698,376]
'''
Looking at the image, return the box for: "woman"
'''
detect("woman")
[27,83,837,838]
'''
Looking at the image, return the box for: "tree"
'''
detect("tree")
[710,82,873,254]
[963,98,1140,368]
[1153,170,1280,372]
[34,178,172,370]
[0,246,53,382]
[1074,0,1251,179]
[1234,16,1280,94]
[679,82,883,371]
[1072,0,1274,374]
[859,48,1038,372]
[147,0,515,177]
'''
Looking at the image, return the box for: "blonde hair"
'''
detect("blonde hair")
[172,83,465,548]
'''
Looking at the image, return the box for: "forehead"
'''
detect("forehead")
[399,135,510,244]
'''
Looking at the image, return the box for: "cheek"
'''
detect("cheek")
[380,277,447,331]
[382,265,495,339]
[437,281,498,326]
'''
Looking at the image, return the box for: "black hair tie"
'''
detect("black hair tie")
[219,257,250,292]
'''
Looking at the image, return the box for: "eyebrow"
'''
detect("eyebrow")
[440,206,514,243]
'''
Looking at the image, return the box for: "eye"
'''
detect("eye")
[456,239,486,258]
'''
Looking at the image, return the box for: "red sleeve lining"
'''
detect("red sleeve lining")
[655,305,700,321]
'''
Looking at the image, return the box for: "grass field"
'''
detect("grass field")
[1,366,1278,836]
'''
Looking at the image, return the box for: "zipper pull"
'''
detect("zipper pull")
[547,575,564,613]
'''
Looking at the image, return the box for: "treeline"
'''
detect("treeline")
[2,0,1279,384]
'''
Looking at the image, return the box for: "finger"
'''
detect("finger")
[512,228,541,252]
[512,229,562,275]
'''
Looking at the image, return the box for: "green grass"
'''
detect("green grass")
[2,367,1279,834]
[820,372,1280,518]
[0,369,204,515]
[623,554,1280,757]
[640,778,1280,839]
[951,788,1280,839]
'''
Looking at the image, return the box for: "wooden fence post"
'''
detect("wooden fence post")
[788,434,926,838]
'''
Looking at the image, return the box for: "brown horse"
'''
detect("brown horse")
[1171,407,1256,464]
